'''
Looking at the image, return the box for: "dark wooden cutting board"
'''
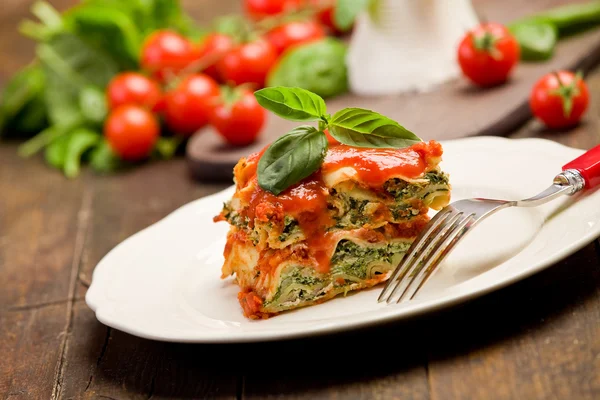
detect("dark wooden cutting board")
[187,0,600,182]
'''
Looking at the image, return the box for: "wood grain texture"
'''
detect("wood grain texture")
[1,1,600,400]
[0,142,88,400]
[186,0,600,182]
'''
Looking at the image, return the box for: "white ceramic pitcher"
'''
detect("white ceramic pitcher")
[346,0,479,96]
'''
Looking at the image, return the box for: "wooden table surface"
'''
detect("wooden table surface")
[2,1,600,399]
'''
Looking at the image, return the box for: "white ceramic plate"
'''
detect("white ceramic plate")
[86,137,600,343]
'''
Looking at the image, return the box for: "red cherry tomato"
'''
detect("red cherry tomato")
[217,39,278,87]
[529,70,589,130]
[307,0,345,34]
[210,89,266,146]
[163,74,221,136]
[457,22,520,87]
[244,0,303,19]
[196,33,235,81]
[104,105,160,161]
[140,30,198,82]
[265,20,326,55]
[106,72,162,111]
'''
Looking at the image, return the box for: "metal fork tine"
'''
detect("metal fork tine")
[377,207,455,303]
[397,214,475,302]
[384,210,464,304]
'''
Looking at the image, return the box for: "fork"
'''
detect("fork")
[378,144,600,304]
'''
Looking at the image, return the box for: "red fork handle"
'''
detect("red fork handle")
[562,144,600,189]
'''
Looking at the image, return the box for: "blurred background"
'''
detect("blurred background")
[1,0,599,181]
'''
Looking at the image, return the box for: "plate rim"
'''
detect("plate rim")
[85,136,599,343]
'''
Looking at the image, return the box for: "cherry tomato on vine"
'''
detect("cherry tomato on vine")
[210,88,266,146]
[457,22,520,87]
[217,39,278,87]
[306,0,345,34]
[106,72,163,111]
[140,30,198,81]
[104,105,160,161]
[529,70,589,129]
[244,0,303,19]
[163,74,221,136]
[265,20,326,55]
[196,33,235,81]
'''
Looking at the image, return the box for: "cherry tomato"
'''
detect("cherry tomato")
[457,22,520,87]
[529,70,589,129]
[265,20,326,55]
[196,33,235,81]
[163,74,221,136]
[217,39,278,87]
[104,105,160,161]
[106,72,162,111]
[140,30,198,82]
[307,0,345,34]
[210,89,266,146]
[244,0,303,19]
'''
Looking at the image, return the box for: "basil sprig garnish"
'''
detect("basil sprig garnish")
[254,86,422,195]
[328,108,421,148]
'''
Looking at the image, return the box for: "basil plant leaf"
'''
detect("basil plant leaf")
[329,108,422,148]
[258,126,328,195]
[254,86,327,122]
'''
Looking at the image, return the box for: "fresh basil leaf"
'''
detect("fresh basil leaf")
[18,120,79,158]
[329,108,421,148]
[66,6,142,70]
[335,0,371,31]
[90,140,123,173]
[63,128,101,178]
[44,134,70,170]
[254,87,327,122]
[258,126,328,195]
[38,33,117,127]
[266,38,349,99]
[0,64,48,137]
[78,86,108,125]
[37,33,118,90]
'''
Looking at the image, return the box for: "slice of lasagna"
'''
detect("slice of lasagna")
[214,140,451,319]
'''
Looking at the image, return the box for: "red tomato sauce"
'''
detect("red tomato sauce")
[322,140,442,186]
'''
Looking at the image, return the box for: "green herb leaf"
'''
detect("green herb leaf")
[78,86,108,125]
[18,119,79,158]
[66,5,142,70]
[44,134,70,170]
[329,108,422,148]
[37,32,117,127]
[0,64,48,137]
[258,126,328,195]
[90,140,123,173]
[37,33,119,90]
[266,38,348,99]
[254,87,328,122]
[63,128,101,178]
[335,0,371,31]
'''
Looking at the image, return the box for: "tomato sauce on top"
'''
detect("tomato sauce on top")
[322,140,442,186]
